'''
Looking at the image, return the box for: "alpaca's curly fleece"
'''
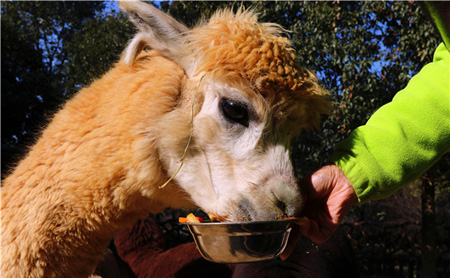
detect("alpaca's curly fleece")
[188,8,330,133]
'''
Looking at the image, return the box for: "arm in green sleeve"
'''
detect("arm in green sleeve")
[329,43,450,203]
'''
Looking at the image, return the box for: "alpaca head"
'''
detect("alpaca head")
[120,1,330,222]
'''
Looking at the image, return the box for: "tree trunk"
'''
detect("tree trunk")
[421,175,437,278]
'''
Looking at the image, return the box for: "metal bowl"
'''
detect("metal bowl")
[182,218,297,263]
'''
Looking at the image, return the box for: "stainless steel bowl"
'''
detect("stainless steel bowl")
[182,218,297,263]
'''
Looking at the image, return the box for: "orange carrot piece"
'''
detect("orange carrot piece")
[178,217,188,223]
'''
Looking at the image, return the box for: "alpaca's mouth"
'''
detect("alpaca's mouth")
[206,198,256,222]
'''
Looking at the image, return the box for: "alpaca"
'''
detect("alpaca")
[1,1,329,277]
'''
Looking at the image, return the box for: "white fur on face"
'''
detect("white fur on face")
[174,80,303,221]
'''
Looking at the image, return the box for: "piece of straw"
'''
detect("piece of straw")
[159,75,205,189]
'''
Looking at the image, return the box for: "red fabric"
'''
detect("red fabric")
[114,216,234,278]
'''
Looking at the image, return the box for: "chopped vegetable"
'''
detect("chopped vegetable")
[179,213,216,223]
[196,217,204,223]
[178,217,188,223]
[181,213,203,223]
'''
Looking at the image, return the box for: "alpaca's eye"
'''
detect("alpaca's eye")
[220,98,249,127]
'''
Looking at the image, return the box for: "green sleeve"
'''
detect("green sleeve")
[329,43,450,203]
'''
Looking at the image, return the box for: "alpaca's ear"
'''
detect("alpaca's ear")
[119,0,189,66]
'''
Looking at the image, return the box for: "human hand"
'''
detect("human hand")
[280,164,357,260]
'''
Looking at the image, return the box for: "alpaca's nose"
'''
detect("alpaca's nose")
[268,177,302,218]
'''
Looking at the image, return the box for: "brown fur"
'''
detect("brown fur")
[1,52,195,277]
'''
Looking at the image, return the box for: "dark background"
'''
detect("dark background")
[2,1,449,276]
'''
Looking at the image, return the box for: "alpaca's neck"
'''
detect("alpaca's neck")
[0,110,187,277]
[1,115,156,277]
[1,147,149,277]
[1,53,194,277]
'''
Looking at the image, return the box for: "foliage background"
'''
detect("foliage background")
[2,1,449,276]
